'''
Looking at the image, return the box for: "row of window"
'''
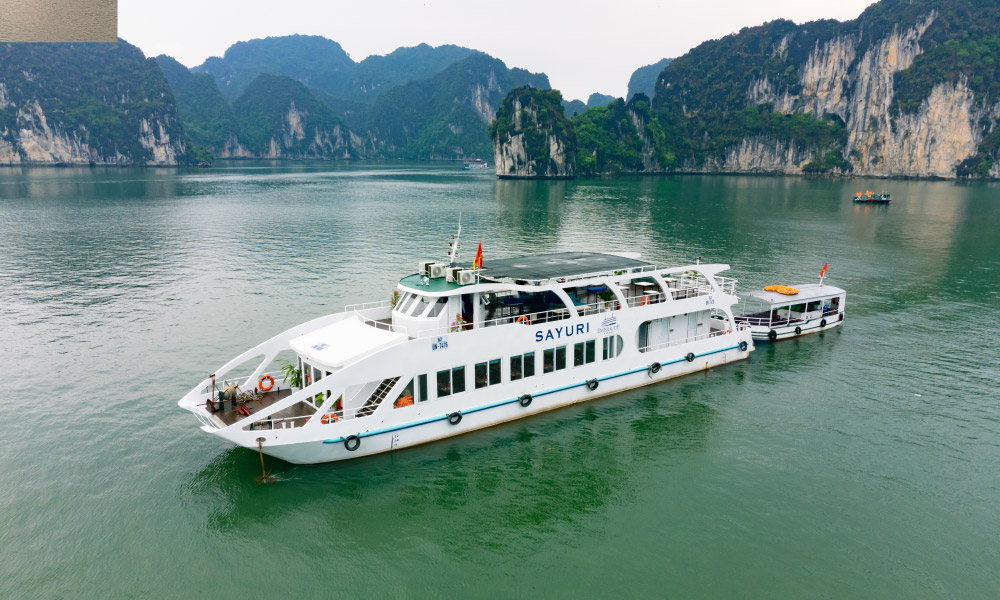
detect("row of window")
[393,335,623,408]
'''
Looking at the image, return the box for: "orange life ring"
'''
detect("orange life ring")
[640,295,650,306]
[258,375,274,392]
[321,413,339,424]
[516,315,529,325]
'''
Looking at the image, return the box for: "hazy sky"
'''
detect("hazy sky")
[121,0,876,101]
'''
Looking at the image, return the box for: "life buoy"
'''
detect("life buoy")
[258,375,274,392]
[586,379,599,391]
[820,318,827,328]
[640,295,650,306]
[519,394,532,407]
[344,435,360,451]
[685,352,695,362]
[794,326,802,335]
[321,413,339,424]
[448,412,463,425]
[768,329,778,342]
[516,315,529,325]
[649,362,661,375]
[739,341,748,352]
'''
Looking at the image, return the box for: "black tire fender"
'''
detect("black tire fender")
[586,379,599,391]
[344,435,361,452]
[649,362,661,375]
[795,326,802,335]
[768,329,778,342]
[839,313,844,322]
[518,394,532,407]
[685,352,695,362]
[820,318,827,328]
[447,412,462,425]
[739,341,748,352]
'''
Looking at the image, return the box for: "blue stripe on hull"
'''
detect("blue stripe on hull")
[323,343,741,444]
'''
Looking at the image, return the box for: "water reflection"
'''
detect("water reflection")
[184,385,720,552]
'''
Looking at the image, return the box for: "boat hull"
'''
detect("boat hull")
[229,332,752,464]
[750,312,844,342]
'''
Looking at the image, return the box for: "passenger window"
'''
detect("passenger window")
[574,342,585,366]
[475,362,488,389]
[393,379,415,408]
[452,366,466,394]
[806,300,821,312]
[418,374,428,402]
[437,370,451,397]
[510,355,522,381]
[556,346,566,370]
[543,349,555,373]
[489,359,501,385]
[585,340,596,364]
[523,352,535,377]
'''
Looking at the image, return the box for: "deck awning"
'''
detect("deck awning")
[290,316,407,369]
[746,284,845,304]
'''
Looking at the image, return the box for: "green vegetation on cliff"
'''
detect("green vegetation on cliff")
[627,58,672,100]
[367,53,549,159]
[194,35,355,101]
[0,40,186,164]
[232,74,352,157]
[156,55,236,161]
[491,87,575,177]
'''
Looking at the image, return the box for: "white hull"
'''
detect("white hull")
[241,332,749,464]
[750,312,844,342]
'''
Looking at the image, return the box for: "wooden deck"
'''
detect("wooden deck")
[209,388,295,427]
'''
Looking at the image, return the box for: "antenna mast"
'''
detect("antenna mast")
[448,213,462,267]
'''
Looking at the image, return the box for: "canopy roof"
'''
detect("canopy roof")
[290,316,407,368]
[747,283,845,305]
[478,252,650,282]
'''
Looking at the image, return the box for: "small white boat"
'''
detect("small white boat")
[462,159,488,169]
[177,230,754,464]
[735,283,845,342]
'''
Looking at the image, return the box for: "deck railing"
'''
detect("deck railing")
[638,322,749,354]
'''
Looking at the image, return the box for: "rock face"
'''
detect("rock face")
[654,0,1000,178]
[231,74,356,159]
[491,87,575,178]
[0,41,186,165]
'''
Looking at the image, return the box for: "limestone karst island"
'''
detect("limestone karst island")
[0,0,999,179]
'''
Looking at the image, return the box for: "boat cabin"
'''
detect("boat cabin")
[735,284,845,330]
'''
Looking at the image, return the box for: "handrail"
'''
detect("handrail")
[638,326,740,353]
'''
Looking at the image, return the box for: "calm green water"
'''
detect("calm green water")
[1,162,997,599]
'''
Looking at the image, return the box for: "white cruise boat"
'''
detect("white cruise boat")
[178,249,754,464]
[734,283,846,342]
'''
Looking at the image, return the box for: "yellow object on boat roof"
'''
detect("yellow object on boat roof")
[763,285,800,295]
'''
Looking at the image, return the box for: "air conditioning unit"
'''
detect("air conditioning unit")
[446,267,463,282]
[418,260,435,276]
[458,270,477,285]
[429,263,448,279]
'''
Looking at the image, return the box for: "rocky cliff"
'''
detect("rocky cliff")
[0,41,186,165]
[491,88,575,178]
[653,0,1000,178]
[231,74,356,159]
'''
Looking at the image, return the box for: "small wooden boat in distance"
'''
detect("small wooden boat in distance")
[853,190,891,203]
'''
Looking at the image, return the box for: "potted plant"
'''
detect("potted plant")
[390,289,401,308]
[279,359,303,388]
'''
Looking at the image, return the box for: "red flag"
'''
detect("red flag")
[473,242,483,269]
[820,262,828,278]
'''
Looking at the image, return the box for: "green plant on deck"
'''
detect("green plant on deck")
[390,289,401,308]
[279,359,302,388]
